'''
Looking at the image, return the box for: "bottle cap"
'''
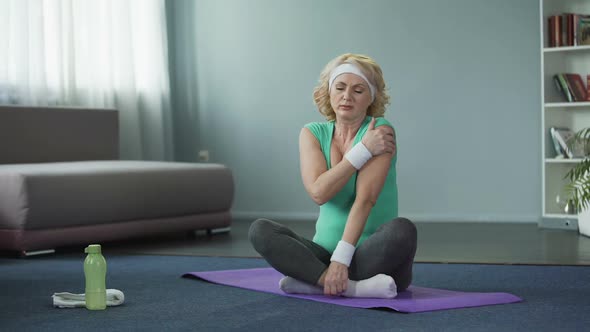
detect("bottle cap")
[84,244,102,254]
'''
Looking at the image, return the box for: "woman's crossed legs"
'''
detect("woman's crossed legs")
[248,217,417,298]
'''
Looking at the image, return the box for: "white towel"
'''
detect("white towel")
[52,289,125,308]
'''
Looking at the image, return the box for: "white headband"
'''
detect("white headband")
[328,63,376,101]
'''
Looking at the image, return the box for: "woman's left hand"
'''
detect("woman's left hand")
[361,117,396,156]
[323,261,349,296]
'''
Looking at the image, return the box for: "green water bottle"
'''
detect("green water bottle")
[84,244,107,310]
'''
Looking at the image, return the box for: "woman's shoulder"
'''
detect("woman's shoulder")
[358,116,395,141]
[372,116,393,128]
[304,120,332,129]
[303,121,333,137]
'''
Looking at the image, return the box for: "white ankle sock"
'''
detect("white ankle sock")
[343,274,397,299]
[279,274,397,299]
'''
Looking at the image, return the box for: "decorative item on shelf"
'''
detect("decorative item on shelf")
[565,199,578,215]
[556,195,577,214]
[550,127,566,158]
[550,127,585,158]
[564,128,590,237]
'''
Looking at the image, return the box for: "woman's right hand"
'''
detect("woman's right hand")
[361,117,396,156]
[323,261,349,296]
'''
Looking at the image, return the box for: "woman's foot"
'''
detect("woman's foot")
[279,274,397,299]
[344,274,397,299]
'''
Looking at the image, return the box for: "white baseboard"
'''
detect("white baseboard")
[538,217,579,231]
[406,214,538,223]
[231,211,539,224]
[231,211,318,222]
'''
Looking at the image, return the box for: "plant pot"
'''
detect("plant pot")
[578,207,590,237]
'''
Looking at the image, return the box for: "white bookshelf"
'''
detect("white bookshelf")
[540,0,590,225]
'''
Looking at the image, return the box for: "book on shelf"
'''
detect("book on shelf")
[587,75,590,101]
[565,13,573,46]
[580,15,590,45]
[553,75,566,101]
[547,13,590,47]
[565,73,588,101]
[552,73,588,102]
[553,74,574,102]
[548,14,565,46]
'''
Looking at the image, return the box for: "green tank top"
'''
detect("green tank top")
[304,116,398,253]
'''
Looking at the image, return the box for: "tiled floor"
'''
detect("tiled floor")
[102,219,590,265]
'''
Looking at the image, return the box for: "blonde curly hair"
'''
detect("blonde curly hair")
[313,53,390,121]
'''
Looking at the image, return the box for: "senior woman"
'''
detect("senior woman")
[249,53,417,298]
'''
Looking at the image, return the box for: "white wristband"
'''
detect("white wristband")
[345,142,372,170]
[330,240,356,267]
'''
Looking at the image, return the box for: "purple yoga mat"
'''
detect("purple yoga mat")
[183,267,522,313]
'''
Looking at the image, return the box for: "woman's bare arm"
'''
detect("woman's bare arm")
[299,127,356,205]
[341,149,393,245]
[299,121,395,205]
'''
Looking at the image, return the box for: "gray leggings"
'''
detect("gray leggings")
[248,217,417,292]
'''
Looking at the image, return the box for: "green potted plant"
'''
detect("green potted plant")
[564,127,590,237]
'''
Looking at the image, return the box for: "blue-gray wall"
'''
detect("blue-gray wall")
[167,0,541,223]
